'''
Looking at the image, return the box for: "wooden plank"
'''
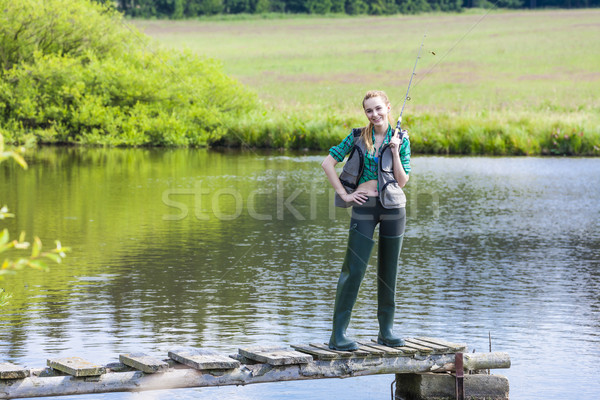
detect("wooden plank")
[168,348,240,371]
[357,341,405,356]
[0,363,30,380]
[119,353,169,374]
[356,344,385,356]
[369,339,418,355]
[238,346,312,366]
[309,343,370,358]
[401,341,433,354]
[290,344,337,360]
[405,338,449,353]
[396,346,418,355]
[308,343,353,358]
[415,337,468,352]
[47,357,106,377]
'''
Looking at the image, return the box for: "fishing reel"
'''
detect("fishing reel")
[393,119,409,142]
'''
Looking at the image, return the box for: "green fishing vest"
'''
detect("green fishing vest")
[334,128,407,209]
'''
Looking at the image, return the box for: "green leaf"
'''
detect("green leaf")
[31,237,42,258]
[11,259,28,270]
[0,205,14,219]
[0,291,13,307]
[53,241,70,257]
[44,253,62,263]
[10,153,28,170]
[0,229,8,246]
[0,268,16,276]
[27,259,49,271]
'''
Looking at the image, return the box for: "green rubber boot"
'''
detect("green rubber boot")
[329,227,375,351]
[376,234,405,347]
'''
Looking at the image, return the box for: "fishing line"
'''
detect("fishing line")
[412,2,500,90]
[116,16,258,151]
[393,4,501,134]
[118,19,187,88]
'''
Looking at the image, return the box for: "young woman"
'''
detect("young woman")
[321,90,411,351]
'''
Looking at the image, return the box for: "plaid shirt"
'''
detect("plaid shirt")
[329,125,411,185]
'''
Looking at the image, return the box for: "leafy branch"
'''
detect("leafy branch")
[0,134,28,169]
[0,228,70,275]
[0,133,69,307]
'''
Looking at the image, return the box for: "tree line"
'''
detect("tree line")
[94,0,598,17]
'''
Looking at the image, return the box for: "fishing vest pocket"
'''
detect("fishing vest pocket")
[378,144,406,209]
[335,145,364,208]
[379,180,406,209]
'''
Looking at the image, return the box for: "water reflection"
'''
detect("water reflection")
[1,149,599,399]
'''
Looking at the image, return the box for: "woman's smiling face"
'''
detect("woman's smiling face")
[363,96,391,129]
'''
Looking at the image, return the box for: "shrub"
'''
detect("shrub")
[0,0,260,147]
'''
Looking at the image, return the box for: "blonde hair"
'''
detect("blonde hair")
[361,90,394,153]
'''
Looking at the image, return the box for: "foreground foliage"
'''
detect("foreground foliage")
[0,134,69,307]
[0,0,259,147]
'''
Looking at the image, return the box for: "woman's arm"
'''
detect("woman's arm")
[389,135,409,188]
[321,155,369,205]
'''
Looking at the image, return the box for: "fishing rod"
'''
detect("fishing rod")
[393,3,501,139]
[393,34,426,139]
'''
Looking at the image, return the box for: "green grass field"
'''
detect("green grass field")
[135,9,600,155]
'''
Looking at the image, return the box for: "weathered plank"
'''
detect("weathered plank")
[309,343,370,358]
[356,344,385,356]
[290,344,338,360]
[404,338,449,353]
[119,353,169,374]
[238,346,312,366]
[369,340,418,355]
[415,337,468,352]
[168,348,240,371]
[0,363,29,380]
[357,341,405,356]
[47,357,106,377]
[401,340,434,354]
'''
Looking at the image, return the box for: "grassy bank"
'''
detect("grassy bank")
[137,9,600,155]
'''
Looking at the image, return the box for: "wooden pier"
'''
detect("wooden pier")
[0,337,510,399]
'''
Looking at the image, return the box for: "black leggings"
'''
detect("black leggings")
[350,197,406,238]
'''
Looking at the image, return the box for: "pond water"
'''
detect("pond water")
[1,148,599,400]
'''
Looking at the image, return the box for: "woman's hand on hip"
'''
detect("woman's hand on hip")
[342,190,369,205]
